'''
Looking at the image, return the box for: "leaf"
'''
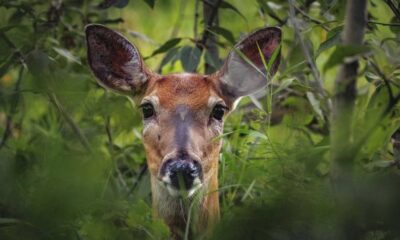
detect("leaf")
[0,218,23,227]
[147,38,181,59]
[205,51,221,69]
[0,53,16,79]
[114,0,129,8]
[323,45,371,73]
[272,77,295,94]
[210,26,235,44]
[306,91,324,120]
[267,43,281,73]
[220,1,246,21]
[97,0,129,9]
[53,47,81,64]
[316,27,342,56]
[180,46,201,72]
[159,47,180,71]
[143,0,156,9]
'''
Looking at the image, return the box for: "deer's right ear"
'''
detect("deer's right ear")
[85,24,148,95]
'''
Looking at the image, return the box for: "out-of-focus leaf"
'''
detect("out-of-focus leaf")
[53,47,81,64]
[220,1,246,21]
[27,50,50,77]
[365,160,397,170]
[0,218,24,227]
[210,26,235,44]
[272,77,295,94]
[159,47,180,70]
[98,0,129,9]
[180,46,201,72]
[323,45,371,72]
[316,27,342,56]
[205,51,221,69]
[306,91,324,120]
[143,0,156,9]
[114,0,129,8]
[0,53,16,79]
[147,38,181,59]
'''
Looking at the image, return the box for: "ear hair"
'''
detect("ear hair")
[85,24,149,95]
[218,27,282,99]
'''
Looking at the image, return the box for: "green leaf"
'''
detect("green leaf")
[147,38,181,59]
[316,27,342,56]
[143,0,156,8]
[272,77,295,95]
[114,0,129,8]
[180,46,201,72]
[159,47,180,70]
[0,53,16,79]
[267,43,281,73]
[210,26,235,44]
[323,45,371,73]
[306,91,324,120]
[205,51,221,69]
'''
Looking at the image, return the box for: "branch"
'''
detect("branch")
[48,93,92,152]
[384,0,400,21]
[200,0,222,74]
[368,60,394,103]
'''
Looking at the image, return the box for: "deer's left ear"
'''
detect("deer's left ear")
[218,27,282,99]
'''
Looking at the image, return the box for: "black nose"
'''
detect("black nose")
[167,160,200,190]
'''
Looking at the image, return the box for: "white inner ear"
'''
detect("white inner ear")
[221,52,268,97]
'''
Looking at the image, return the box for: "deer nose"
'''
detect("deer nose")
[166,160,201,190]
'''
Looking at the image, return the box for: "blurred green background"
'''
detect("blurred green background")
[1,0,400,239]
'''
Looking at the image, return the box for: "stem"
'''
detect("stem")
[330,0,367,238]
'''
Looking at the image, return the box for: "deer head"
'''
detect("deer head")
[86,24,281,238]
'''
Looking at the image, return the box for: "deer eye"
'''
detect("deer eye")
[211,104,226,121]
[141,103,155,119]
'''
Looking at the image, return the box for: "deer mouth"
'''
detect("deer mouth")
[158,176,203,198]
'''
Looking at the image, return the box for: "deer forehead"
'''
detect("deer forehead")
[145,73,223,110]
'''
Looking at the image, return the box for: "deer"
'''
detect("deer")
[85,24,281,239]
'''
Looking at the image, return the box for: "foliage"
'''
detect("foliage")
[0,0,400,239]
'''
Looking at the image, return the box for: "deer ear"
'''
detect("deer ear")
[218,27,282,98]
[85,24,148,95]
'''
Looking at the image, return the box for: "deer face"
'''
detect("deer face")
[85,25,281,199]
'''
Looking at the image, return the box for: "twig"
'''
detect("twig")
[48,93,92,152]
[293,4,330,31]
[194,0,200,39]
[384,0,400,21]
[368,21,400,27]
[368,60,394,102]
[129,164,148,194]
